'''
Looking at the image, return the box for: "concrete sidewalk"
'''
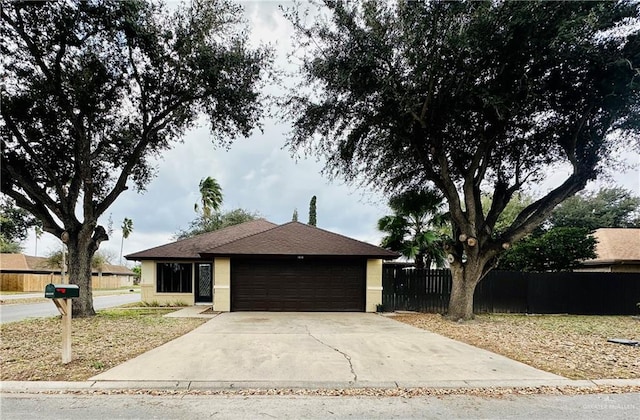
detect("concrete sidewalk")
[3,378,640,393]
[88,312,565,386]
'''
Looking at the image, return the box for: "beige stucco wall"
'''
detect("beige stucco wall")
[140,260,155,302]
[140,260,193,306]
[365,259,383,312]
[213,257,231,311]
[138,257,384,311]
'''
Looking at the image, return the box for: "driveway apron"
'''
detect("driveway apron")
[91,312,563,385]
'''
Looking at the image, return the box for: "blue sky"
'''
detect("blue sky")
[21,1,640,264]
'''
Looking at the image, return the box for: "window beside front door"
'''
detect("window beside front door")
[157,263,192,293]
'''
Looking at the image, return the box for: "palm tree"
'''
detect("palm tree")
[119,217,133,265]
[34,225,43,256]
[378,189,448,269]
[195,176,223,218]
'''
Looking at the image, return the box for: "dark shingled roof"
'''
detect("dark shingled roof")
[202,221,398,258]
[125,219,278,260]
[126,220,398,260]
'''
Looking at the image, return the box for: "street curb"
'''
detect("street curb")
[2,379,639,393]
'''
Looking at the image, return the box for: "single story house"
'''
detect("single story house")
[0,253,136,291]
[126,220,399,311]
[577,228,640,273]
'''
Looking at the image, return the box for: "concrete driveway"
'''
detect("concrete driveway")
[91,312,564,387]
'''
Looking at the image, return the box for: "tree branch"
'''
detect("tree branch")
[127,42,149,127]
[93,94,192,217]
[433,147,467,233]
[506,172,589,244]
[1,180,63,237]
[4,7,53,81]
[462,142,489,236]
[1,114,69,216]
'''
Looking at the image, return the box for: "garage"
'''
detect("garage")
[231,258,366,311]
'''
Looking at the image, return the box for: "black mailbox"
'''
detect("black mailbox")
[45,284,80,299]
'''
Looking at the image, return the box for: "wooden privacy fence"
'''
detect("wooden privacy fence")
[382,266,640,315]
[0,273,133,292]
[382,267,452,313]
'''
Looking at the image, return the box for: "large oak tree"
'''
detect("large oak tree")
[285,1,640,319]
[1,0,271,316]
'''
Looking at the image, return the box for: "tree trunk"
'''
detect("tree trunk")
[415,253,426,269]
[66,229,97,317]
[446,257,485,321]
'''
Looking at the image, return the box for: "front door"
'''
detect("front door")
[195,263,213,303]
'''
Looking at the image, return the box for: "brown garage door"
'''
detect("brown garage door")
[231,258,366,311]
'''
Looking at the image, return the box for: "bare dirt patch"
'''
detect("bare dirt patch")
[0,309,206,381]
[392,313,640,380]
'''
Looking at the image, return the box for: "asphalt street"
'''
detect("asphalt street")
[0,293,141,323]
[2,392,639,420]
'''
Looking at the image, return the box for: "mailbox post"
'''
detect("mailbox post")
[44,284,79,364]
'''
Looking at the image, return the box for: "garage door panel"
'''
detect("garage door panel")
[231,259,365,311]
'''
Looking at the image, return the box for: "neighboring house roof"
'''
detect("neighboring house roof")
[0,253,135,275]
[24,255,51,271]
[126,219,278,260]
[581,228,640,266]
[127,220,399,260]
[0,253,31,271]
[0,254,53,273]
[99,264,136,275]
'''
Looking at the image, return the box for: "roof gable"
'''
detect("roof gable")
[0,253,29,271]
[126,219,278,260]
[202,221,398,259]
[24,255,51,271]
